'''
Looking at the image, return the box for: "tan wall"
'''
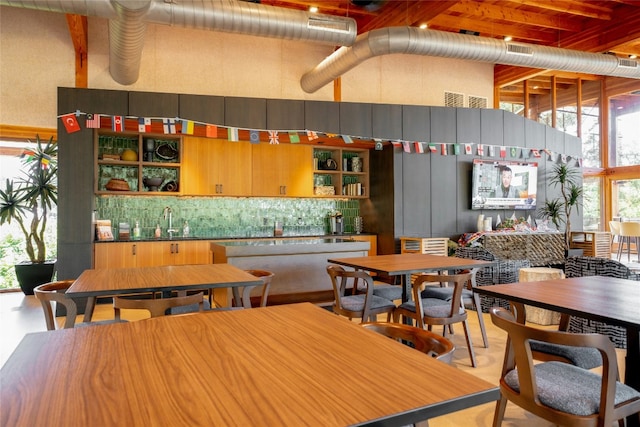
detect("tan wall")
[0,6,493,129]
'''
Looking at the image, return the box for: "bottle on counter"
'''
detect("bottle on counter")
[133,221,141,239]
[183,221,190,237]
[155,223,161,238]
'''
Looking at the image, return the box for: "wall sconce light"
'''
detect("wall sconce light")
[504,36,513,42]
[309,6,318,13]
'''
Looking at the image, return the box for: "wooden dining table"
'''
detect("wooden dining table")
[475,275,640,427]
[0,303,499,427]
[67,263,262,322]
[328,253,495,302]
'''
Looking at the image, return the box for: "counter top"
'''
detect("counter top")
[211,238,370,257]
[95,234,374,243]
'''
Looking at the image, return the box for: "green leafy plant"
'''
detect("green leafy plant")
[538,163,583,251]
[0,135,57,263]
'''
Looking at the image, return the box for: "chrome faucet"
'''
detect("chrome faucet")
[163,206,178,238]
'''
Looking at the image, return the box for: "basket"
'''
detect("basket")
[105,178,130,191]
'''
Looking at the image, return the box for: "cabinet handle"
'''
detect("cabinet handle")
[175,243,179,254]
[170,243,174,254]
[132,244,136,256]
[219,184,223,194]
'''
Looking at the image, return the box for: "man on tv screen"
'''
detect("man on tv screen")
[493,166,519,198]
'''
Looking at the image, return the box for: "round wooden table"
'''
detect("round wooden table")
[518,267,565,325]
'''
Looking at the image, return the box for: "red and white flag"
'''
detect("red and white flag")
[441,144,447,155]
[531,149,541,158]
[500,146,507,158]
[112,115,124,132]
[306,130,319,141]
[414,142,424,153]
[477,144,484,156]
[402,141,411,153]
[464,144,472,155]
[61,113,81,133]
[138,117,151,132]
[86,113,101,129]
[268,131,279,144]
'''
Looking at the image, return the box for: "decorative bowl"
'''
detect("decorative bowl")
[155,143,178,160]
[143,177,164,191]
[105,178,130,191]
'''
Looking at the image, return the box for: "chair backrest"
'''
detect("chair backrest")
[240,269,274,308]
[412,272,472,326]
[489,307,635,427]
[34,280,78,330]
[326,264,376,318]
[609,220,621,236]
[619,221,640,237]
[361,322,455,363]
[113,292,206,319]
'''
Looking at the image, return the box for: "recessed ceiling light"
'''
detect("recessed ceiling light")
[419,23,427,29]
[309,6,318,13]
[630,54,638,59]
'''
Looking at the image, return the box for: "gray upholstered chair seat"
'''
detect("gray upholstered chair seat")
[170,299,212,315]
[397,298,459,317]
[341,294,396,312]
[421,286,473,301]
[528,340,602,370]
[372,284,403,301]
[504,361,640,416]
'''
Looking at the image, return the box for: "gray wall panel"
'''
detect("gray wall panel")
[129,91,179,117]
[305,101,340,134]
[402,105,430,141]
[179,94,224,124]
[372,104,402,140]
[340,102,372,138]
[225,97,266,129]
[267,99,305,130]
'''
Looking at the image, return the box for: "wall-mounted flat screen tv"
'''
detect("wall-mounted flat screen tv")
[472,159,538,210]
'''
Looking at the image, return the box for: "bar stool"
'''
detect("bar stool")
[618,221,640,262]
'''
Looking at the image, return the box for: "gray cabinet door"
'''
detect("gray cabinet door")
[402,151,431,237]
[267,99,305,130]
[504,112,525,148]
[129,91,179,118]
[305,101,340,134]
[57,88,129,280]
[340,102,372,138]
[403,105,430,141]
[225,97,266,129]
[179,94,224,124]
[373,103,402,141]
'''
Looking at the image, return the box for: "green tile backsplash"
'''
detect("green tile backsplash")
[95,196,361,239]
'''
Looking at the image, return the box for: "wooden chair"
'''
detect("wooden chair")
[326,265,396,323]
[618,221,640,262]
[490,307,640,427]
[238,269,273,308]
[609,220,621,252]
[394,272,477,367]
[361,322,455,364]
[34,281,122,330]
[113,292,207,319]
[419,269,489,348]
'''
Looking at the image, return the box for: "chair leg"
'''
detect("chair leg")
[492,395,508,427]
[462,319,477,368]
[472,293,489,348]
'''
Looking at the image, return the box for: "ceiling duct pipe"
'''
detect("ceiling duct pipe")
[1,0,357,85]
[301,26,640,93]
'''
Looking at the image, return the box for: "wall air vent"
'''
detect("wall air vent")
[617,58,638,69]
[307,17,352,34]
[444,91,464,107]
[468,96,488,109]
[506,43,534,56]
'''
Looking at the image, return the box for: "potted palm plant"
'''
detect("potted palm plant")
[538,163,583,256]
[0,135,57,294]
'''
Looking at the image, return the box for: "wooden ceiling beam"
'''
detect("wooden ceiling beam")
[429,14,557,43]
[449,0,583,32]
[503,0,613,20]
[358,1,459,34]
[65,14,88,88]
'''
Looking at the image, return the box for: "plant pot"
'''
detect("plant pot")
[14,260,56,295]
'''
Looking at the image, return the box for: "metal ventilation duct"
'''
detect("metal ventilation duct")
[301,26,640,93]
[1,0,357,85]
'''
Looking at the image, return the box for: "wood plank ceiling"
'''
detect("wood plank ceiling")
[261,0,640,105]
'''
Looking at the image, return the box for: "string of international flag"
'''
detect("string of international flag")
[57,110,582,166]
